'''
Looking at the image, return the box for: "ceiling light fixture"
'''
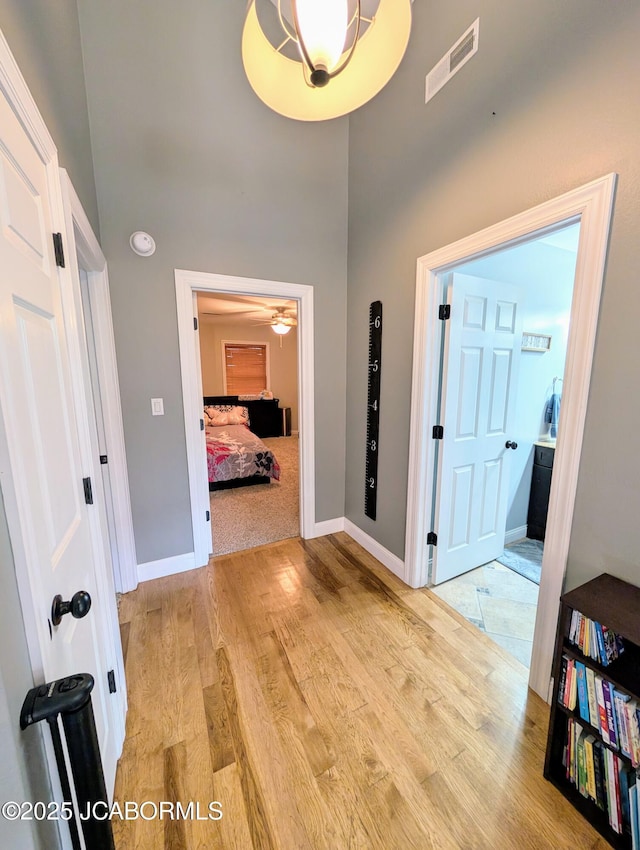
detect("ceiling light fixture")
[242,0,412,121]
[271,321,292,335]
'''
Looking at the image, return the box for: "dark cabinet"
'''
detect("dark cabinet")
[527,443,555,541]
[244,399,283,438]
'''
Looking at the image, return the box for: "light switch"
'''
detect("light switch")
[151,398,164,416]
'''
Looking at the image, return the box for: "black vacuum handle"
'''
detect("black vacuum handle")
[20,674,94,728]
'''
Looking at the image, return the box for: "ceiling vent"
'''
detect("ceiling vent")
[425,18,479,104]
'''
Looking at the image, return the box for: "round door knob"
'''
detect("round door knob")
[51,591,92,627]
[505,440,518,450]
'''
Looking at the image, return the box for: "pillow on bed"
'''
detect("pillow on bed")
[204,405,250,427]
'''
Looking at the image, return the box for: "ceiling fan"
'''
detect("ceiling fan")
[259,309,297,335]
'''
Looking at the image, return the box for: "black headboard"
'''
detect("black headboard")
[203,395,241,406]
[203,396,282,438]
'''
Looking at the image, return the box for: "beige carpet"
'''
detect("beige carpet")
[209,436,299,556]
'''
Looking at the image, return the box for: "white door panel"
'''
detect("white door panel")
[0,76,118,793]
[433,273,522,583]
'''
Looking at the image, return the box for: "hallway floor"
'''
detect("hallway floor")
[113,533,601,849]
[431,561,539,667]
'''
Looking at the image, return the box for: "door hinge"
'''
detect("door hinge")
[427,531,438,546]
[99,455,108,465]
[432,425,444,440]
[200,419,204,431]
[193,317,198,331]
[83,477,93,505]
[439,304,451,321]
[52,233,65,267]
[107,670,117,694]
[206,510,210,522]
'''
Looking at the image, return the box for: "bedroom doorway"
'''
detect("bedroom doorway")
[197,292,300,555]
[175,270,315,568]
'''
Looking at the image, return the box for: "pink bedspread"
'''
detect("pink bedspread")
[206,424,280,484]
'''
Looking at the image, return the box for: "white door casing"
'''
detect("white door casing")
[405,174,616,700]
[0,32,123,800]
[433,273,522,584]
[59,171,128,769]
[176,269,315,571]
[64,173,137,596]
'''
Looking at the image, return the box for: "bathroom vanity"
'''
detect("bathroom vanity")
[527,441,556,541]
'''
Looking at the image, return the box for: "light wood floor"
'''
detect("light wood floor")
[114,533,608,849]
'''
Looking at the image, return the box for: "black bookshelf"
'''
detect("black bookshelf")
[544,573,640,850]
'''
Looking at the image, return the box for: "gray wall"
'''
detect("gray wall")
[346,0,640,593]
[0,6,95,847]
[77,0,349,564]
[0,0,99,233]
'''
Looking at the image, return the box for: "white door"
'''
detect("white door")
[0,74,120,790]
[433,273,523,584]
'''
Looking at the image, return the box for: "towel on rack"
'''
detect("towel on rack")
[544,393,561,438]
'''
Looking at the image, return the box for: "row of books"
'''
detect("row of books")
[568,609,625,666]
[559,655,640,765]
[564,717,640,842]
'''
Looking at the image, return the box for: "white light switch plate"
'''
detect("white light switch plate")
[151,398,164,416]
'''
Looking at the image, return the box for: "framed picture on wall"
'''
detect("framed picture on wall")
[522,332,552,352]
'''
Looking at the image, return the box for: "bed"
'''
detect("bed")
[204,397,281,491]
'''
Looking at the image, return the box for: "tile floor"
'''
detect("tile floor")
[431,560,539,667]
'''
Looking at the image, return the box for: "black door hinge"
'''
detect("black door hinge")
[107,670,117,694]
[83,477,93,505]
[193,317,198,330]
[52,233,65,267]
[439,304,451,321]
[427,531,438,546]
[206,510,210,522]
[99,455,108,465]
[432,425,444,440]
[200,419,204,431]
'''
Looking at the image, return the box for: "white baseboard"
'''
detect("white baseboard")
[137,551,198,583]
[310,517,345,537]
[343,519,406,582]
[505,525,528,545]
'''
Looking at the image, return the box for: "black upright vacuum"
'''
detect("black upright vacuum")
[20,672,115,850]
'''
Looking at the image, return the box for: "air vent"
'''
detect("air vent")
[425,18,479,104]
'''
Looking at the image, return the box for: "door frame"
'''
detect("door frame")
[59,171,130,747]
[405,174,616,699]
[61,173,138,595]
[175,269,315,566]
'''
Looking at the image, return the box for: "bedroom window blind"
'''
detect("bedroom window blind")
[224,343,268,394]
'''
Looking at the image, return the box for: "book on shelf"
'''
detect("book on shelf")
[558,655,640,770]
[603,679,619,749]
[631,780,639,850]
[576,661,590,724]
[565,717,640,836]
[568,609,625,667]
